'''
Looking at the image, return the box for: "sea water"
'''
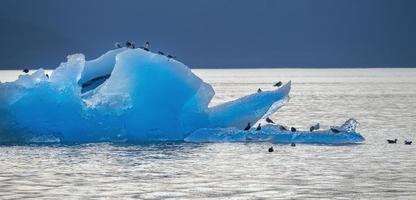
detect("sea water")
[0,68,415,199]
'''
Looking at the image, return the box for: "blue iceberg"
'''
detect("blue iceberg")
[0,48,291,143]
[185,119,365,144]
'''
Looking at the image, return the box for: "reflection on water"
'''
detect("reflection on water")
[1,68,416,199]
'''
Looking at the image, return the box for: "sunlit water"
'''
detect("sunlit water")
[1,68,416,199]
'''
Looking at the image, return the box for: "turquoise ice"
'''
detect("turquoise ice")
[0,48,291,143]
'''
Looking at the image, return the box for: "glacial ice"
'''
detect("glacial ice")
[0,48,292,143]
[185,119,365,144]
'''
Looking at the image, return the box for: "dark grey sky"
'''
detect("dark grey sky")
[0,0,415,69]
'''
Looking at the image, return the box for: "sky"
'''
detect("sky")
[0,0,415,69]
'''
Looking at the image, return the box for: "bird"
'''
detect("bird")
[268,146,274,152]
[125,41,133,48]
[291,143,296,147]
[23,69,29,73]
[167,54,176,59]
[404,140,412,145]
[279,126,288,131]
[273,81,282,87]
[330,128,340,133]
[244,123,251,131]
[114,42,122,48]
[158,51,165,55]
[257,88,262,93]
[141,41,150,51]
[310,123,320,132]
[256,123,261,131]
[265,117,275,124]
[291,127,297,132]
[45,74,49,78]
[387,139,398,144]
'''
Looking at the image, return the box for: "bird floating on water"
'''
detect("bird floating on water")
[268,146,274,152]
[387,139,398,144]
[274,81,282,87]
[404,140,412,145]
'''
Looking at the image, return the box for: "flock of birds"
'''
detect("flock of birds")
[115,41,177,60]
[387,139,412,145]
[21,41,176,75]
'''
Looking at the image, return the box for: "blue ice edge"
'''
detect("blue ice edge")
[185,127,365,144]
[185,124,365,145]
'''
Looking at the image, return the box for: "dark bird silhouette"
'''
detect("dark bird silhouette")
[265,117,275,124]
[330,128,340,133]
[125,41,133,48]
[257,88,262,93]
[256,123,261,131]
[310,126,314,132]
[291,143,296,147]
[274,81,282,87]
[311,123,320,131]
[244,123,251,131]
[167,54,176,59]
[23,69,29,73]
[387,139,398,144]
[268,146,274,152]
[404,140,412,145]
[140,41,150,51]
[114,42,122,48]
[158,51,165,55]
[45,74,49,78]
[291,127,297,132]
[279,126,287,131]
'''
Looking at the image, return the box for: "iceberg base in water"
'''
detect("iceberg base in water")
[185,119,365,144]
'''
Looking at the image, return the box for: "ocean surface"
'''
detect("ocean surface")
[1,68,416,199]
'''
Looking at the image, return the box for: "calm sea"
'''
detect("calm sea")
[1,68,415,199]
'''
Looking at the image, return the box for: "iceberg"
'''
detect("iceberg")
[0,48,291,143]
[185,119,365,144]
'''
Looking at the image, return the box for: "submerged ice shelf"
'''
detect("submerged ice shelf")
[0,47,364,144]
[185,119,364,144]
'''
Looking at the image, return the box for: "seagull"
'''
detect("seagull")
[141,41,150,51]
[23,69,29,73]
[268,146,274,152]
[310,123,320,132]
[273,81,282,87]
[404,140,412,145]
[114,42,122,48]
[257,88,262,93]
[265,117,275,124]
[244,123,251,131]
[256,123,261,131]
[291,127,297,132]
[330,128,341,133]
[125,41,133,48]
[167,54,176,59]
[387,139,398,144]
[279,126,287,131]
